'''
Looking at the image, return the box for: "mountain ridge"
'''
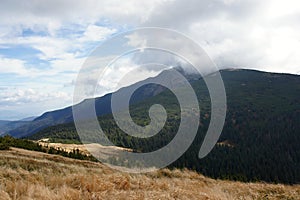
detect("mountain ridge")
[8,68,197,138]
[27,69,300,184]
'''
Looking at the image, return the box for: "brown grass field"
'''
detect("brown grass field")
[0,148,299,200]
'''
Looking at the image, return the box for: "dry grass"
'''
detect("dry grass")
[0,148,299,200]
[38,141,132,156]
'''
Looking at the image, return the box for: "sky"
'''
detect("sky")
[0,0,300,120]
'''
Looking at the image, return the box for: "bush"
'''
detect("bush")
[0,143,9,150]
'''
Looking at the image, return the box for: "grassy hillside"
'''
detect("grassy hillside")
[0,148,299,200]
[0,136,97,162]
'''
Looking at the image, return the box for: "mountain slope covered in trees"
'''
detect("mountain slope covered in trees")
[9,69,196,138]
[28,69,300,184]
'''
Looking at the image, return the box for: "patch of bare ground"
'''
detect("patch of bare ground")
[0,148,299,200]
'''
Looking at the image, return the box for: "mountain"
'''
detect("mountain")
[28,69,300,184]
[20,116,36,121]
[9,68,196,138]
[0,121,10,135]
[0,120,32,136]
[0,116,36,136]
[0,120,10,126]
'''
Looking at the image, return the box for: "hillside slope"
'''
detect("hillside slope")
[0,120,31,136]
[9,68,195,138]
[28,69,300,184]
[0,148,299,200]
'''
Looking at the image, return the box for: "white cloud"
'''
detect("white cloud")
[0,26,114,78]
[0,87,72,120]
[0,56,48,78]
[0,86,72,120]
[79,25,117,42]
[138,0,300,74]
[0,88,69,105]
[97,57,161,95]
[3,0,299,78]
[0,0,163,33]
[0,57,29,75]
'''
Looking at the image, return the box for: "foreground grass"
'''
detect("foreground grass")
[0,148,299,200]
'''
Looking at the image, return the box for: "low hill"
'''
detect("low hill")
[0,148,299,200]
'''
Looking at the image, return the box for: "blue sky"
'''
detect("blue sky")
[0,0,300,120]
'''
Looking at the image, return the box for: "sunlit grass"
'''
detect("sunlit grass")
[0,148,299,200]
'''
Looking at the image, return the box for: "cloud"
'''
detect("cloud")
[0,87,70,105]
[73,55,157,98]
[0,26,114,79]
[143,0,263,28]
[141,0,300,74]
[0,86,73,120]
[0,0,162,31]
[1,0,300,77]
[0,56,47,77]
[79,25,117,42]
